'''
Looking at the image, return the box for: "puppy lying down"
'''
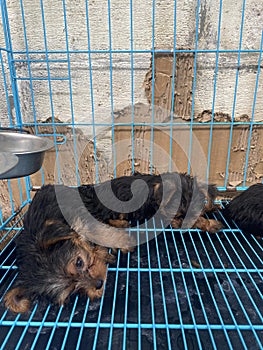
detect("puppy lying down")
[4,172,223,313]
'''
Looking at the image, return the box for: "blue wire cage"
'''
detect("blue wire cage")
[0,0,263,349]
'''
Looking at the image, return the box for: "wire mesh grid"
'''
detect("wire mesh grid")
[0,210,263,349]
[0,0,263,349]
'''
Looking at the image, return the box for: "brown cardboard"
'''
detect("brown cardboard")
[143,51,194,119]
[114,104,263,187]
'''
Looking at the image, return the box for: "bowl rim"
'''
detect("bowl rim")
[0,132,54,155]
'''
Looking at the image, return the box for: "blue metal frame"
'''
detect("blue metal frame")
[0,0,263,349]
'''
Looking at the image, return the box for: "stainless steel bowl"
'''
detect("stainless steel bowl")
[0,152,19,176]
[0,132,53,179]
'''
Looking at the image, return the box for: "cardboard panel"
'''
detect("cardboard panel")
[114,122,263,187]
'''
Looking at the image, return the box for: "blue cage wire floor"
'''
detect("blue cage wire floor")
[0,203,262,350]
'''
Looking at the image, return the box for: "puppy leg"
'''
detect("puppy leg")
[203,184,221,213]
[170,217,183,229]
[204,201,222,213]
[193,216,223,233]
[108,215,130,228]
[108,219,129,228]
[71,217,135,251]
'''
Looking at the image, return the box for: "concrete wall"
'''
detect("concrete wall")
[0,0,262,131]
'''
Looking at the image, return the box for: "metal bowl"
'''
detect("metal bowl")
[0,132,53,179]
[0,152,19,176]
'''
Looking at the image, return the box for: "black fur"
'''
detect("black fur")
[223,184,263,236]
[5,172,222,313]
[78,172,219,227]
[14,185,113,305]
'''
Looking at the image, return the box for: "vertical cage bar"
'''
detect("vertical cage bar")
[153,223,171,350]
[107,251,121,350]
[196,231,245,348]
[169,0,177,172]
[150,0,156,174]
[0,51,13,124]
[187,0,201,174]
[0,313,21,350]
[122,244,131,350]
[175,230,209,348]
[60,296,79,350]
[206,0,223,183]
[107,0,116,178]
[224,0,246,187]
[130,0,135,174]
[62,0,80,185]
[145,223,157,350]
[39,0,62,183]
[85,0,99,183]
[242,30,263,186]
[0,0,22,126]
[14,304,39,350]
[92,280,107,349]
[19,0,38,131]
[45,306,64,350]
[137,226,141,350]
[75,299,91,350]
[30,305,52,350]
[160,224,188,349]
[188,232,234,349]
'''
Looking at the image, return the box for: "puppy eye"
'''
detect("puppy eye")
[76,257,84,269]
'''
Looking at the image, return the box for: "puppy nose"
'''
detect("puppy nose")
[95,279,104,290]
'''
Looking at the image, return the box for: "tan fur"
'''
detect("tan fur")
[41,235,76,249]
[108,219,130,228]
[71,217,135,250]
[4,287,31,314]
[193,217,224,233]
[57,286,75,306]
[170,217,183,229]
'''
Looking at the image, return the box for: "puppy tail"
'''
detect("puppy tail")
[71,217,135,250]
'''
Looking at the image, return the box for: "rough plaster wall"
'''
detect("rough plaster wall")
[0,0,262,133]
[195,0,263,119]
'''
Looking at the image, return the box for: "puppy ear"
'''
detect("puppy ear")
[4,287,31,314]
[38,220,77,249]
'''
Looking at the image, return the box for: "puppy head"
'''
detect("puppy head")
[4,220,115,314]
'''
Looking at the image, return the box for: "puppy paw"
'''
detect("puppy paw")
[86,285,105,300]
[207,219,224,233]
[170,217,183,229]
[121,245,135,254]
[111,245,135,255]
[193,217,224,233]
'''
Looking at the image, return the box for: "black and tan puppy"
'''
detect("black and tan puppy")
[77,172,222,232]
[4,184,133,314]
[223,183,263,236]
[4,172,223,313]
